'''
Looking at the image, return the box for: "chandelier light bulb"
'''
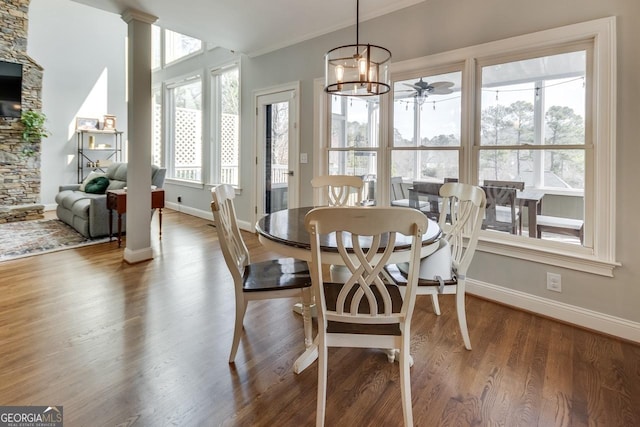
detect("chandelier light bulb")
[358,57,367,81]
[335,65,345,82]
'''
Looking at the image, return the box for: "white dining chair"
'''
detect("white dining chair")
[311,175,364,207]
[387,182,486,350]
[305,206,427,427]
[211,184,314,363]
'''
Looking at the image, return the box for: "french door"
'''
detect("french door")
[255,83,300,220]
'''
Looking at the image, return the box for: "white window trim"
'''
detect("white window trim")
[209,61,241,188]
[164,72,204,186]
[314,80,388,204]
[387,18,618,276]
[316,18,619,276]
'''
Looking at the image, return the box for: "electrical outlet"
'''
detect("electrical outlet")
[177,196,182,203]
[547,272,562,292]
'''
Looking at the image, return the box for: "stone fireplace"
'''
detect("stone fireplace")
[0,0,44,222]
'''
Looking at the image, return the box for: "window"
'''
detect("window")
[478,49,586,191]
[317,18,616,275]
[151,25,161,70]
[167,75,202,182]
[391,69,462,184]
[152,86,163,166]
[151,25,202,69]
[164,29,202,65]
[210,65,240,186]
[326,95,380,203]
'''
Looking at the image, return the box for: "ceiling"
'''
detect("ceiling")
[70,0,426,57]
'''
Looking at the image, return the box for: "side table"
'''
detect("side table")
[106,188,165,247]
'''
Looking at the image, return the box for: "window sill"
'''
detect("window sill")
[165,178,204,189]
[477,235,620,277]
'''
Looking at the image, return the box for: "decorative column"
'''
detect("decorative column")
[121,9,157,264]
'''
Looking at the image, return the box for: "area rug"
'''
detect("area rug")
[0,219,110,262]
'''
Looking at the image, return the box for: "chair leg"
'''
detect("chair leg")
[301,288,313,348]
[316,334,328,427]
[386,349,396,363]
[455,285,472,350]
[229,299,248,363]
[430,293,441,315]
[399,338,414,427]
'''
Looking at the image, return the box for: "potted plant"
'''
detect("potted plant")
[20,109,50,156]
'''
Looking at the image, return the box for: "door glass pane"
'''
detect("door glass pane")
[266,102,289,213]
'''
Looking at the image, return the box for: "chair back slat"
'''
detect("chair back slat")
[390,176,406,201]
[438,183,486,274]
[306,207,427,325]
[211,185,250,282]
[481,185,518,233]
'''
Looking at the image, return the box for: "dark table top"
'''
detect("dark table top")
[256,206,442,253]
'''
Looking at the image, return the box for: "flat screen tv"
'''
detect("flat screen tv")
[0,60,23,118]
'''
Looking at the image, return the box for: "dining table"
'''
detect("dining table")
[255,206,443,374]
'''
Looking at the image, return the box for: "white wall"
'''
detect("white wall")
[26,0,640,339]
[27,0,127,206]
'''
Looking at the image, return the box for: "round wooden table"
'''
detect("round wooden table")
[256,206,442,263]
[255,206,442,374]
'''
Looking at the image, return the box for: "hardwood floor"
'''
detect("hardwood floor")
[0,210,638,426]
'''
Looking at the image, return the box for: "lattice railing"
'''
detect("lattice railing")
[153,107,239,184]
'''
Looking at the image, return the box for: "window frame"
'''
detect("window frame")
[315,17,617,275]
[164,72,204,186]
[391,17,617,276]
[473,42,590,196]
[209,61,241,187]
[151,25,204,70]
[163,28,203,67]
[390,63,466,185]
[315,89,386,205]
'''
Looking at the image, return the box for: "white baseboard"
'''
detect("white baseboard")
[165,202,212,220]
[467,278,640,343]
[164,203,252,231]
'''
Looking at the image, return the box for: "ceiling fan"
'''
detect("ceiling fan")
[395,77,455,100]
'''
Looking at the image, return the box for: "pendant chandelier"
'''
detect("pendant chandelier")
[324,0,391,96]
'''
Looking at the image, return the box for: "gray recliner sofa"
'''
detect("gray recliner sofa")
[55,163,166,238]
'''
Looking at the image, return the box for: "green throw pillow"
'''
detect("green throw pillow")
[84,176,110,194]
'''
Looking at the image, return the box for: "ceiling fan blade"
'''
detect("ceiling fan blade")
[403,83,422,90]
[428,81,455,89]
[429,88,454,95]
